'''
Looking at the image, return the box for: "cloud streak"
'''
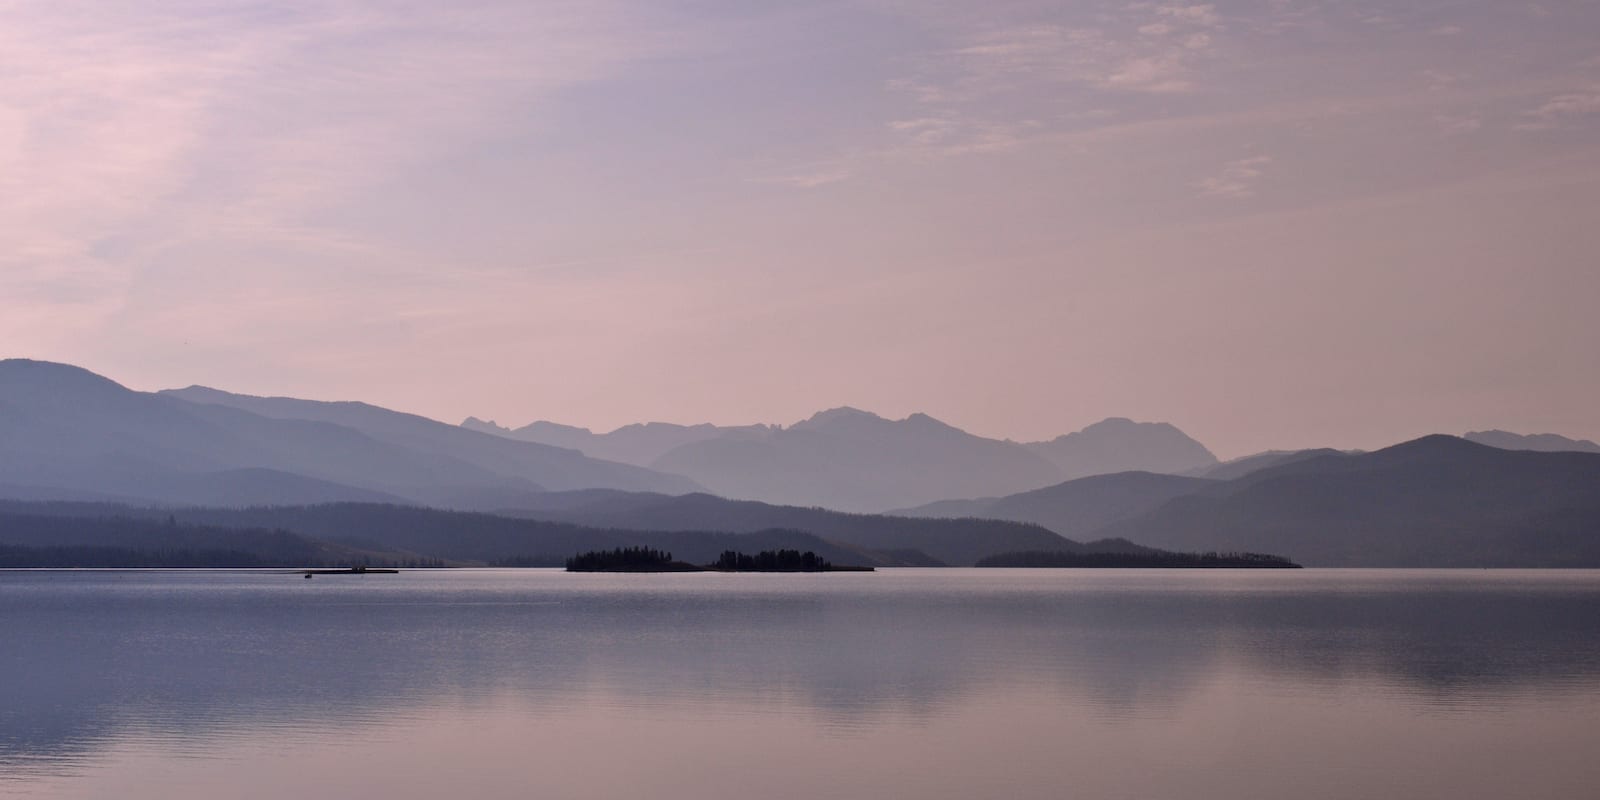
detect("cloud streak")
[1517,88,1600,130]
[1196,155,1273,198]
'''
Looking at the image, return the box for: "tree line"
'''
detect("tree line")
[0,542,446,569]
[563,547,863,572]
[712,549,831,571]
[566,546,682,571]
[974,550,1300,568]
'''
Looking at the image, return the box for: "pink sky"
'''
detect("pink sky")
[3,0,1598,458]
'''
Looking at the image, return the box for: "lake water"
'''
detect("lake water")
[3,569,1599,799]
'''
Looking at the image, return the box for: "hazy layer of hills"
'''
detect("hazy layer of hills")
[1181,431,1600,482]
[0,359,696,509]
[1,359,1236,513]
[1093,436,1600,566]
[896,437,1600,566]
[0,504,384,567]
[647,408,1063,512]
[461,418,775,466]
[490,489,1148,567]
[1185,449,1349,481]
[0,499,1105,568]
[5,358,1600,568]
[1464,430,1600,454]
[467,408,1218,512]
[1022,418,1218,481]
[896,472,1219,540]
[18,432,1595,569]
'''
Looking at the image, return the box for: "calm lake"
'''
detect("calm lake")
[3,569,1599,799]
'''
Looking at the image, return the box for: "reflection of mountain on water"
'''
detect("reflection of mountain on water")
[1218,577,1600,695]
[4,570,1600,778]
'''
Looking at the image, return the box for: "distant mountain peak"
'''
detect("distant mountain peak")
[0,358,129,393]
[1073,417,1183,437]
[1415,433,1474,444]
[808,406,880,421]
[784,408,982,442]
[903,411,968,433]
[1363,434,1503,465]
[461,417,512,435]
[1464,429,1600,454]
[1025,417,1217,481]
[1088,416,1137,427]
[1383,431,1600,461]
[790,406,887,431]
[172,385,392,416]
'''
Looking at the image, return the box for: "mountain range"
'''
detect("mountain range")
[1463,430,1600,454]
[465,408,1219,511]
[4,357,1599,567]
[0,359,696,509]
[0,498,1109,568]
[1110,436,1600,566]
[488,489,1146,566]
[905,436,1600,566]
[2,359,1231,512]
[895,471,1218,540]
[460,417,776,466]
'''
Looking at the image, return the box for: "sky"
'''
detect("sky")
[3,0,1598,459]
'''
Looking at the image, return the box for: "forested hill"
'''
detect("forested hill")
[492,490,1095,566]
[894,471,1216,539]
[1094,436,1600,567]
[0,507,400,567]
[0,501,944,568]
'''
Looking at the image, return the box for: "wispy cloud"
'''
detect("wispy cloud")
[863,2,1233,165]
[1435,113,1484,135]
[937,5,1223,96]
[1517,88,1600,129]
[1154,4,1222,28]
[761,166,855,189]
[1195,155,1273,198]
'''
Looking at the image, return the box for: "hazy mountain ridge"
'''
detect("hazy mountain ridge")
[460,417,775,466]
[1022,418,1218,480]
[1091,436,1600,567]
[464,408,1226,511]
[896,471,1218,539]
[0,360,698,509]
[8,358,1600,568]
[0,503,406,566]
[1464,430,1600,454]
[1,361,467,505]
[1185,448,1350,480]
[491,488,1112,566]
[162,385,700,497]
[894,435,1600,567]
[0,500,992,568]
[643,407,1062,512]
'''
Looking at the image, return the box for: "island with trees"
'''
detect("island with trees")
[975,550,1300,568]
[564,546,873,572]
[563,546,704,572]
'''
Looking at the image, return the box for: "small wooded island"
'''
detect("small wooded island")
[565,546,874,572]
[975,550,1301,568]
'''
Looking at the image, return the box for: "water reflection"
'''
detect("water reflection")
[3,569,1599,798]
